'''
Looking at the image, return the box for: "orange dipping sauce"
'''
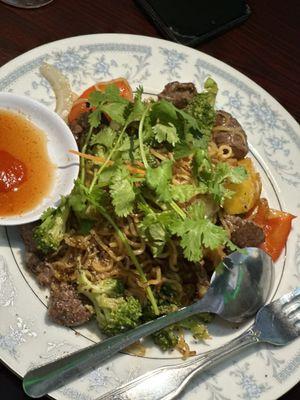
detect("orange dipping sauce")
[0,109,55,217]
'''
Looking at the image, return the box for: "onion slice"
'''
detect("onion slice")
[39,63,77,122]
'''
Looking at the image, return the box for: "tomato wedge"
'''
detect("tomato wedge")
[260,214,295,261]
[245,198,269,225]
[247,198,295,262]
[68,78,133,123]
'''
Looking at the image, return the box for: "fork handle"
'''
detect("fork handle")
[97,327,260,400]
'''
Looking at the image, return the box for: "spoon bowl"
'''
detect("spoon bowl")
[208,247,274,323]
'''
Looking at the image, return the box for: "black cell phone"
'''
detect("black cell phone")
[135,0,251,47]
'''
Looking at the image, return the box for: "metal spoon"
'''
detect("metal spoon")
[23,247,274,398]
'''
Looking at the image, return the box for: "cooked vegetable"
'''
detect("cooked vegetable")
[223,158,261,214]
[33,198,70,253]
[152,326,179,351]
[247,198,295,261]
[262,214,295,261]
[77,271,142,335]
[40,63,76,122]
[178,315,211,340]
[184,77,217,143]
[152,315,211,351]
[191,149,248,206]
[69,150,145,175]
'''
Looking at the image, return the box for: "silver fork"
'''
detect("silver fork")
[96,288,300,400]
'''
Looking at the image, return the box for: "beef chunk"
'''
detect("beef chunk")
[158,81,197,109]
[213,111,248,159]
[24,251,41,273]
[24,251,54,287]
[20,224,54,287]
[20,223,39,253]
[223,215,265,248]
[48,282,92,327]
[36,262,54,287]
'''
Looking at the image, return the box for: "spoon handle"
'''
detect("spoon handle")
[23,299,214,398]
[96,327,259,400]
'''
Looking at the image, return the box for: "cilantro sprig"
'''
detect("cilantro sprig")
[109,166,137,217]
[193,149,248,205]
[138,200,238,262]
[169,203,234,262]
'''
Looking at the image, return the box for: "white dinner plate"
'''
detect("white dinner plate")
[0,34,299,400]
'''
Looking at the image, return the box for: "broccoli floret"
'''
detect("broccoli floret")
[142,295,180,351]
[159,282,181,304]
[148,299,211,350]
[185,77,218,139]
[99,296,142,335]
[33,198,70,253]
[158,303,179,315]
[141,299,178,323]
[77,271,142,335]
[179,315,211,340]
[146,300,180,351]
[152,326,179,351]
[78,271,124,297]
[196,312,214,324]
[152,314,211,351]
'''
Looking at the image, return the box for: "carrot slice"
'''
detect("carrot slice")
[70,150,145,176]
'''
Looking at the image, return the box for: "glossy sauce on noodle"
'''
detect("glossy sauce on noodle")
[0,109,55,216]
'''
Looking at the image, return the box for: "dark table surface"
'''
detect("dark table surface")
[0,0,299,399]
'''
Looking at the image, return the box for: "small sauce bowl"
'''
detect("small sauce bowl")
[0,93,79,225]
